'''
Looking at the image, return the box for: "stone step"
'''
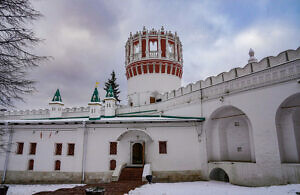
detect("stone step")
[119,167,143,181]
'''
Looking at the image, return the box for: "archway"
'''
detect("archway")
[209,168,229,182]
[276,93,300,163]
[132,143,144,164]
[207,106,255,162]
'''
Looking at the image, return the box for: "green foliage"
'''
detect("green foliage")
[104,71,120,102]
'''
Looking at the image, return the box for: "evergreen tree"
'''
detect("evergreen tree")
[104,71,121,102]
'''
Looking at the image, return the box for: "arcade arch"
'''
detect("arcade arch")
[276,93,300,163]
[207,106,255,162]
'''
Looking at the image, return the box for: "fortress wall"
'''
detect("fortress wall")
[2,47,300,118]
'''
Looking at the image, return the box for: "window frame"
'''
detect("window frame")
[110,142,117,155]
[55,143,62,155]
[29,142,37,155]
[159,141,167,154]
[67,143,75,156]
[28,159,34,170]
[16,142,24,155]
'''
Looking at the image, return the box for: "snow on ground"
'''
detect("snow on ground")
[128,181,300,195]
[6,184,84,195]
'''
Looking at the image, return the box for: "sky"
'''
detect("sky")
[13,0,300,110]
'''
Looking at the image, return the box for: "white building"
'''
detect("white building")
[0,27,299,187]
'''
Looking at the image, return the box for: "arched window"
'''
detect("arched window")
[28,159,34,170]
[110,160,116,170]
[55,160,61,171]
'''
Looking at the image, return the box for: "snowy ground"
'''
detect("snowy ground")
[6,184,84,195]
[128,181,300,195]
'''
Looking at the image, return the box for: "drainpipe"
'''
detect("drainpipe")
[81,121,87,183]
[2,122,13,184]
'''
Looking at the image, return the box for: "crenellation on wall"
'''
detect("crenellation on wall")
[191,81,201,92]
[182,84,192,95]
[223,68,237,81]
[175,87,183,97]
[237,65,252,77]
[211,73,224,85]
[270,51,288,67]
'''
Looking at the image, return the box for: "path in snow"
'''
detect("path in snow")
[128,181,300,195]
[6,184,84,195]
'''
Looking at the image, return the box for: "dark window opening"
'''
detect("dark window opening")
[110,142,117,155]
[55,160,61,171]
[55,143,62,155]
[159,141,167,154]
[28,159,34,170]
[68,143,75,156]
[29,143,37,155]
[150,97,156,104]
[110,159,116,170]
[16,142,24,155]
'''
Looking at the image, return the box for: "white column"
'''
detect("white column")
[2,122,13,183]
[139,34,142,59]
[166,35,169,58]
[146,33,149,58]
[158,35,161,58]
[81,121,87,183]
[130,39,133,62]
[175,37,178,61]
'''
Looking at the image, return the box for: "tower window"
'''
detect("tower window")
[16,142,24,155]
[68,143,75,156]
[29,143,37,155]
[150,40,157,51]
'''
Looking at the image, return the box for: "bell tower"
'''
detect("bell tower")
[125,26,183,106]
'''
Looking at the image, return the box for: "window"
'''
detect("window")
[55,143,62,155]
[55,160,61,171]
[28,159,34,170]
[16,142,24,155]
[150,97,156,104]
[159,141,167,154]
[110,159,116,170]
[110,142,117,155]
[150,41,157,51]
[29,143,37,155]
[68,143,75,156]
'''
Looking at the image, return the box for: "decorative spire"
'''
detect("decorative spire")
[90,87,100,102]
[52,89,62,102]
[248,48,258,63]
[105,85,115,98]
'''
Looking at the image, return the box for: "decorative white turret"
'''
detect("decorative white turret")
[104,85,116,117]
[248,48,258,63]
[88,86,102,119]
[125,26,183,106]
[49,89,64,118]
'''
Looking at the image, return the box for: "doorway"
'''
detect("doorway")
[132,142,144,165]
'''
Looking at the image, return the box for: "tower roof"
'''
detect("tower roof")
[90,87,101,102]
[52,89,62,102]
[105,85,115,98]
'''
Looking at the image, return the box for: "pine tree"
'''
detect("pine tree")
[104,71,121,102]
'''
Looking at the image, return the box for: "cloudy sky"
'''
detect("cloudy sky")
[14,0,300,110]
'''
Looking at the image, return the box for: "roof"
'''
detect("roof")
[1,115,205,125]
[51,89,62,102]
[90,87,100,102]
[105,85,115,98]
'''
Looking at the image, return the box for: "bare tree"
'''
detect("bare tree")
[0,0,47,107]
